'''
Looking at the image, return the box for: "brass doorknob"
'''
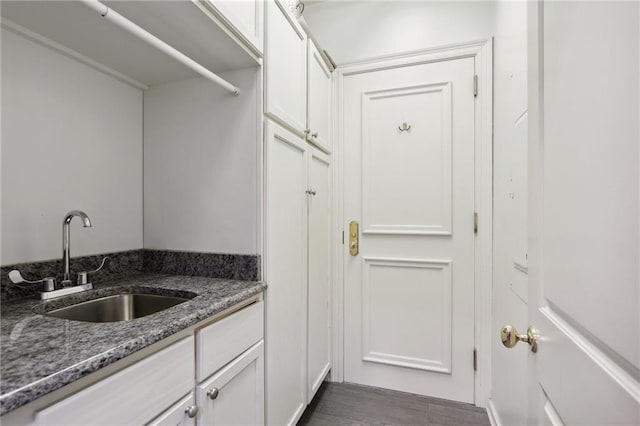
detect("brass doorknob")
[500,324,539,353]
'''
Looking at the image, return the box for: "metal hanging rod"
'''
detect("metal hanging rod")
[80,0,240,96]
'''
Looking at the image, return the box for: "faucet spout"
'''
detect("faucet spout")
[62,210,92,284]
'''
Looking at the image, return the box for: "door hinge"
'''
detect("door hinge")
[474,212,478,234]
[473,75,478,97]
[473,349,477,371]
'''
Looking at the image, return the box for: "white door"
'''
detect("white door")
[197,341,264,426]
[264,119,308,425]
[343,57,476,402]
[523,2,640,424]
[307,147,332,402]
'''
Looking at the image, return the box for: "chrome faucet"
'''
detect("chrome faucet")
[62,210,92,285]
[9,210,109,300]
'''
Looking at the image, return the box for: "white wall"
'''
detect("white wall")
[303,1,495,64]
[143,68,260,255]
[1,28,143,265]
[489,1,528,425]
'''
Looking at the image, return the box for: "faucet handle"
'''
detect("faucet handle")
[77,257,110,285]
[9,271,56,291]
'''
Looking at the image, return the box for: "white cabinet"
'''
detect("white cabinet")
[29,301,265,426]
[197,342,265,426]
[265,119,332,424]
[306,40,332,153]
[204,0,264,56]
[265,0,307,135]
[195,302,265,426]
[35,337,195,425]
[265,120,308,425]
[307,148,332,401]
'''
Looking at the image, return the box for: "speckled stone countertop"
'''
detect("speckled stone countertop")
[0,274,266,415]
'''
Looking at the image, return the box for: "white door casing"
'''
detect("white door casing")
[342,54,477,403]
[527,2,640,425]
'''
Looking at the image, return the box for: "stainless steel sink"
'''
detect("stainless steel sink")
[45,293,190,322]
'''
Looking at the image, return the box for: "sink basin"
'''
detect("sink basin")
[45,293,190,322]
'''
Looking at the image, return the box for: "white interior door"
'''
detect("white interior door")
[343,56,476,403]
[526,2,640,424]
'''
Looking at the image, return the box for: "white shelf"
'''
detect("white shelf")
[1,1,260,90]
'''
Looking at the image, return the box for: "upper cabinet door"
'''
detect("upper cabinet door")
[307,41,332,153]
[203,0,264,56]
[265,0,307,136]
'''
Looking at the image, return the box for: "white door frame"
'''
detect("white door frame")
[330,38,493,407]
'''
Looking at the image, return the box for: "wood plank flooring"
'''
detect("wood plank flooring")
[298,382,491,426]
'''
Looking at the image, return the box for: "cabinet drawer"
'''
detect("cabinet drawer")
[36,337,194,426]
[197,301,263,382]
[147,392,195,426]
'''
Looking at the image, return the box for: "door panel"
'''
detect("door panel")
[362,82,452,235]
[362,258,452,373]
[343,57,476,402]
[528,2,640,424]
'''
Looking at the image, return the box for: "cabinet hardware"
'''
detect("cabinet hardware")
[305,189,316,196]
[207,388,220,400]
[474,74,478,97]
[398,122,411,132]
[311,132,318,138]
[185,405,198,418]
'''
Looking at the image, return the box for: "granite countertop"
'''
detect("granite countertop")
[0,274,267,415]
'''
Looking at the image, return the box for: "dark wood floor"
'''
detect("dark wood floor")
[298,382,491,426]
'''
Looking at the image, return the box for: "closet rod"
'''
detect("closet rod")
[80,0,240,95]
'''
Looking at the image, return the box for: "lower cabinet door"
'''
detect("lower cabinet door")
[147,393,196,426]
[196,341,264,426]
